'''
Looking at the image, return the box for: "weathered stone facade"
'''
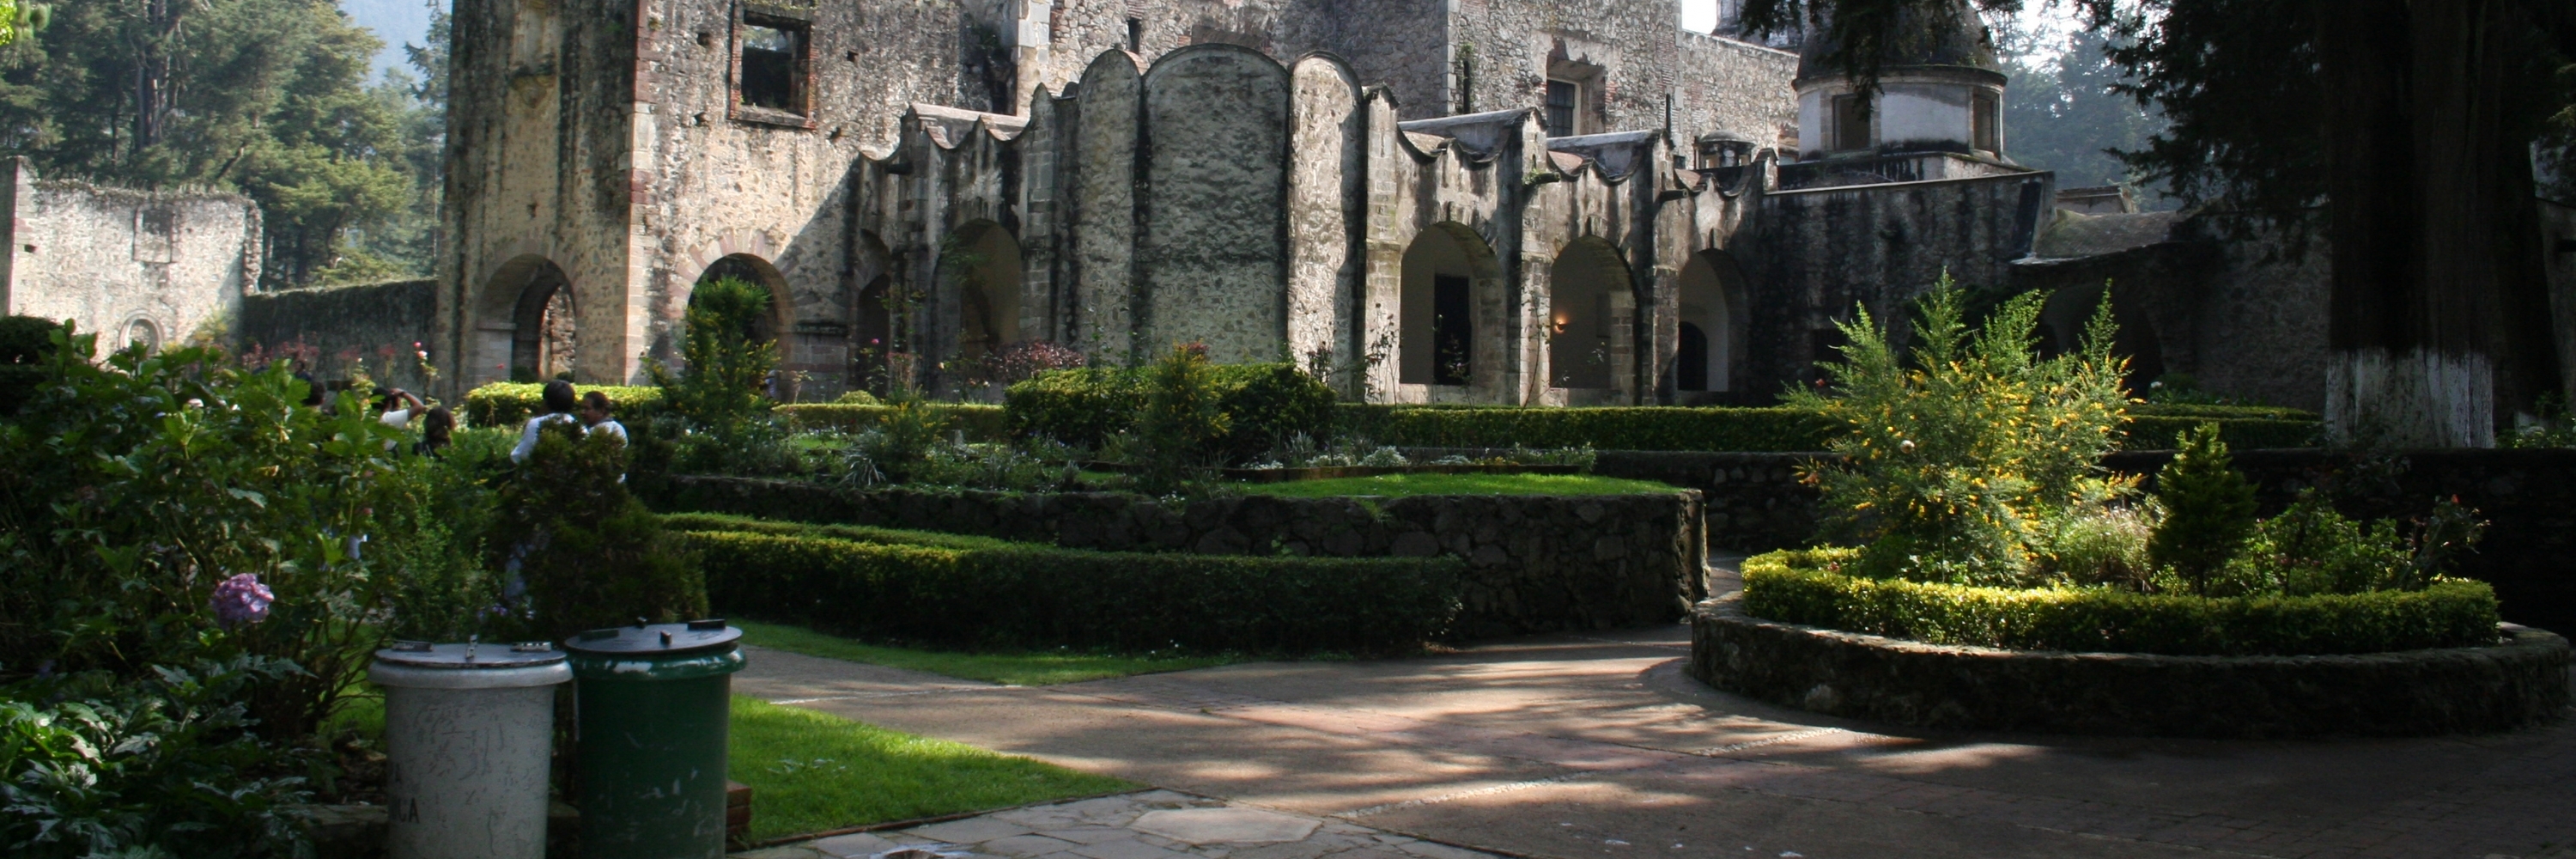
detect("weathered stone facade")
[236,278,441,393]
[1,158,260,351]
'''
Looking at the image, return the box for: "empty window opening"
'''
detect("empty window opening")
[1832,94,1870,151]
[1971,91,2000,154]
[738,19,806,113]
[1545,80,1579,137]
[1126,18,1143,52]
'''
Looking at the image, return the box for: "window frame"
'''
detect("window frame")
[1971,90,2000,155]
[1831,93,1872,152]
[730,3,816,130]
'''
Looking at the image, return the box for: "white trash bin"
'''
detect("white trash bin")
[370,639,572,859]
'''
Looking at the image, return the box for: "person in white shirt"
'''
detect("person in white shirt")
[510,380,583,462]
[580,390,628,445]
[377,388,426,430]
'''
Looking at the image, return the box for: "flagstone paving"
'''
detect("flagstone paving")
[732,561,2576,859]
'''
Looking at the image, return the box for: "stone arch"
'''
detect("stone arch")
[1676,250,1751,394]
[1399,222,1504,388]
[940,220,1024,369]
[1548,237,1634,394]
[471,254,577,386]
[691,253,796,393]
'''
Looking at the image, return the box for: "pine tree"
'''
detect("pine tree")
[2147,423,2259,594]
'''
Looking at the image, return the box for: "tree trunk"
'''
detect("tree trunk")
[2319,0,2502,447]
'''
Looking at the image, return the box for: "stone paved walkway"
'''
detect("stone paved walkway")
[738,790,1507,859]
[732,566,2576,859]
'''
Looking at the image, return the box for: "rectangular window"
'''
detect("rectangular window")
[1545,80,1579,137]
[739,21,801,111]
[1972,92,2000,154]
[1832,94,1870,151]
[1432,275,1473,386]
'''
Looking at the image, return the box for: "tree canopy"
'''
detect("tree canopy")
[0,0,446,289]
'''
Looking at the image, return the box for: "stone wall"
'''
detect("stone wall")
[658,475,1709,638]
[235,279,439,393]
[1674,32,1801,151]
[1,158,259,351]
[1741,171,2051,393]
[1690,593,2572,738]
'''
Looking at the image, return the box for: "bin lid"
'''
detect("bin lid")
[562,618,742,656]
[374,640,567,669]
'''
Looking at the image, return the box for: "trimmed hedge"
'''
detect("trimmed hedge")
[1004,363,1336,457]
[464,382,665,427]
[1337,404,2318,453]
[1741,549,2503,656]
[667,515,1463,652]
[2130,403,2318,421]
[776,403,1011,440]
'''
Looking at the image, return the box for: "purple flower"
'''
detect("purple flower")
[210,573,275,626]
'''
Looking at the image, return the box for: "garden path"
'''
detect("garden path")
[734,564,2576,859]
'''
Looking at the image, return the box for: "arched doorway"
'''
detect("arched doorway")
[1548,238,1632,393]
[1675,250,1748,395]
[1399,223,1499,388]
[852,230,896,395]
[943,222,1023,371]
[691,253,794,395]
[472,255,577,387]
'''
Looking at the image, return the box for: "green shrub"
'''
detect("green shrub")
[2032,505,2157,589]
[1335,405,1842,451]
[1,657,314,859]
[2122,416,2319,450]
[493,421,707,643]
[673,521,1461,653]
[1788,278,2135,586]
[0,315,57,417]
[464,382,665,427]
[2204,490,2417,597]
[2129,402,2318,421]
[2148,423,2259,594]
[779,402,1009,440]
[1740,549,2501,656]
[1003,360,1336,460]
[655,275,779,431]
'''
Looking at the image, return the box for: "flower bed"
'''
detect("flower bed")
[1741,549,2503,656]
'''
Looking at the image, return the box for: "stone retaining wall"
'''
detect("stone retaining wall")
[1688,593,2572,738]
[659,476,1707,639]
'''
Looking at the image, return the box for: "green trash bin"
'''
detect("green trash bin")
[564,618,745,859]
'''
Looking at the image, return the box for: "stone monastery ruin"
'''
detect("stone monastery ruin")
[422,0,2390,410]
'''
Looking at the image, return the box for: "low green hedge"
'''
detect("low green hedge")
[464,382,665,428]
[2130,403,2318,421]
[776,403,1011,440]
[1335,405,2318,453]
[1004,363,1336,457]
[1740,549,2501,656]
[668,516,1462,652]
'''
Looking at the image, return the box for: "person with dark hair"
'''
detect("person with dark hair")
[579,390,628,446]
[416,407,455,457]
[511,379,583,462]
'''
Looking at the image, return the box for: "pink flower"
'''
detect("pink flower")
[210,573,275,626]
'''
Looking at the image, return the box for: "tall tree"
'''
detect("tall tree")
[0,0,428,288]
[1739,0,2576,447]
[1996,22,2171,204]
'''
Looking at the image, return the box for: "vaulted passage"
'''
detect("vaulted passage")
[1549,238,1631,392]
[1400,224,1499,387]
[471,255,578,386]
[945,221,1024,369]
[1676,250,1747,395]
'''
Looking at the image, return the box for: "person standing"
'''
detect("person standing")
[580,391,628,445]
[510,380,582,462]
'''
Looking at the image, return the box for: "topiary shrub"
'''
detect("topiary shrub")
[1003,357,1336,462]
[1741,549,2501,656]
[2148,423,2260,594]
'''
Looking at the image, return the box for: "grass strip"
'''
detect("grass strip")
[1230,472,1677,498]
[729,695,1136,842]
[734,619,1239,685]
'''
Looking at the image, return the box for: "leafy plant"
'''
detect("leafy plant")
[2205,490,2415,597]
[653,276,779,434]
[2033,505,2158,589]
[1,656,313,859]
[491,421,706,643]
[1134,343,1231,489]
[2146,423,2261,594]
[1787,276,2136,587]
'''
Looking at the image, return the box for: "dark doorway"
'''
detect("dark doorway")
[1431,274,1473,385]
[1677,322,1710,391]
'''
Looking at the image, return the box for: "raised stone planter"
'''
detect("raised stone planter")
[1688,593,2572,738]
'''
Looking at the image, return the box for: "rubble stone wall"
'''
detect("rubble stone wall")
[2,159,258,350]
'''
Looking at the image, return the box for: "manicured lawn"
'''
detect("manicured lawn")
[729,695,1134,842]
[1231,472,1678,498]
[733,619,1242,685]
